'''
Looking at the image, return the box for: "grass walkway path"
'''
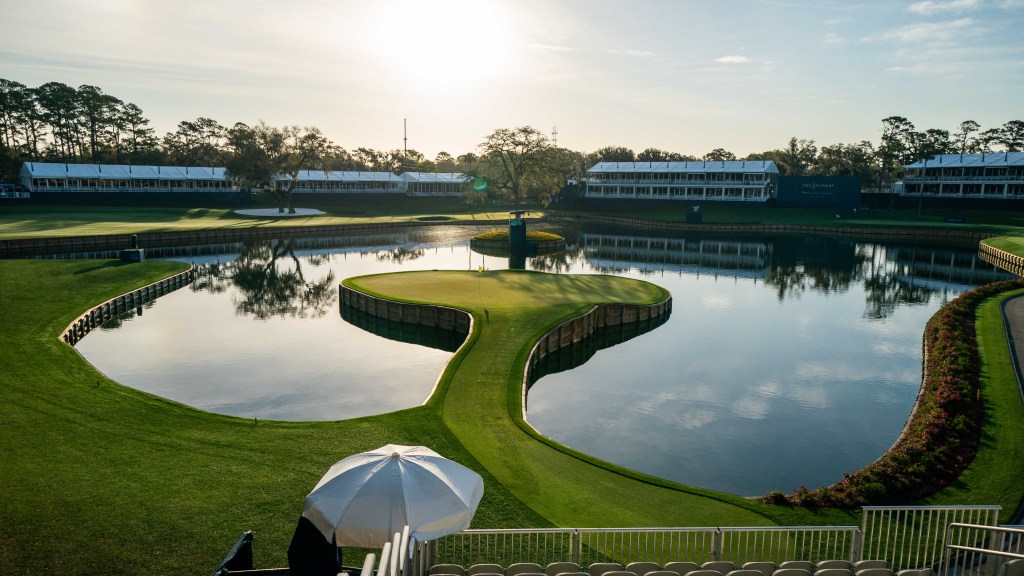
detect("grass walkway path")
[924,288,1024,513]
[347,271,802,528]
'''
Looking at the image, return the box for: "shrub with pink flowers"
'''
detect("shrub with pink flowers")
[762,278,1024,508]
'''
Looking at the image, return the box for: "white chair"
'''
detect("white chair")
[703,562,736,575]
[432,565,468,576]
[742,562,777,576]
[626,563,663,576]
[664,563,700,576]
[853,562,890,572]
[779,563,815,574]
[589,563,624,576]
[547,563,583,576]
[469,564,505,576]
[508,564,544,576]
[816,562,853,572]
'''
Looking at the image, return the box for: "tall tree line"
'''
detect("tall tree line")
[2,78,1022,203]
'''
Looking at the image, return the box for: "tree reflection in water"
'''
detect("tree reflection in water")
[576,231,1007,321]
[375,247,424,264]
[193,239,337,319]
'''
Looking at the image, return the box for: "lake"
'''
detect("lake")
[74,223,1009,495]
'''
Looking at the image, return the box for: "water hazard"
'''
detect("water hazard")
[72,224,1010,495]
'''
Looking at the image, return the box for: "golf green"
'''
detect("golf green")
[346,270,775,527]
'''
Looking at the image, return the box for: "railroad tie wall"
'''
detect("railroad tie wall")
[531,298,672,370]
[61,268,196,345]
[979,243,1024,277]
[338,285,470,334]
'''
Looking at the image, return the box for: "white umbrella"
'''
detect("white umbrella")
[302,444,484,547]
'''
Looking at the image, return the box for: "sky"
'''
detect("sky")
[1,0,1022,160]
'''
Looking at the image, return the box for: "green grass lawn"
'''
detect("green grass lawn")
[347,272,853,528]
[983,234,1024,258]
[4,235,1024,573]
[0,261,551,575]
[3,201,1022,241]
[924,288,1024,513]
[0,199,532,239]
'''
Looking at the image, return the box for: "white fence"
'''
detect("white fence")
[860,506,1002,571]
[423,526,860,568]
[419,506,1004,573]
[938,523,1024,576]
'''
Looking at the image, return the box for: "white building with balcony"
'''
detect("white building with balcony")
[400,172,470,197]
[584,160,780,202]
[274,170,406,194]
[20,162,233,193]
[902,153,1024,199]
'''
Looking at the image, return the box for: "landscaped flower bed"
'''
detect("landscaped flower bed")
[473,230,564,242]
[762,278,1024,508]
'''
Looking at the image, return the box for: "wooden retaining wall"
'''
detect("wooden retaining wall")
[61,268,196,345]
[0,219,510,259]
[554,212,997,243]
[979,242,1024,276]
[338,285,471,334]
[522,297,673,414]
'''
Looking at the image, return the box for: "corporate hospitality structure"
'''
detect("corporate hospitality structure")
[276,170,470,197]
[901,153,1024,199]
[583,161,781,203]
[18,162,471,204]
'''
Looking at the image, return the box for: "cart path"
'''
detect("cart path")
[1002,295,1024,407]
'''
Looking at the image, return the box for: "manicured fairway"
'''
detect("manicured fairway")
[5,260,1020,575]
[0,204,519,239]
[0,261,550,575]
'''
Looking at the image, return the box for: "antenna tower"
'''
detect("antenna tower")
[552,124,558,147]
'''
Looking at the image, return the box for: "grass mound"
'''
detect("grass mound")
[473,230,564,242]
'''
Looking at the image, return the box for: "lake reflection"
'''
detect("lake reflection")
[75,224,1010,495]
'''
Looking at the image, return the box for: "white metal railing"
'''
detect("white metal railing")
[424,526,860,568]
[860,506,1002,571]
[419,507,1008,574]
[717,526,858,564]
[939,523,1024,576]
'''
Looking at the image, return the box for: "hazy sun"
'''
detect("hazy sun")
[365,0,520,95]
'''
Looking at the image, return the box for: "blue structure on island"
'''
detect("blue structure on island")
[508,210,530,269]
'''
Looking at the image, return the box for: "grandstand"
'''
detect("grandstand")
[583,161,780,203]
[902,153,1024,199]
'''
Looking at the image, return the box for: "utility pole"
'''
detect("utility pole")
[403,118,408,160]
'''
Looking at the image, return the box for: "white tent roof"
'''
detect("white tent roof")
[22,162,228,180]
[400,172,470,183]
[907,152,1024,169]
[280,170,404,182]
[588,160,779,174]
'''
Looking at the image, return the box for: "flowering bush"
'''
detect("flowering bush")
[762,279,1024,508]
[473,230,564,242]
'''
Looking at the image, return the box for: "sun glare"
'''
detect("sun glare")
[365,0,520,95]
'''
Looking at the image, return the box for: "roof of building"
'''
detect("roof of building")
[279,170,404,182]
[21,162,228,180]
[907,152,1024,169]
[400,172,470,183]
[588,160,779,174]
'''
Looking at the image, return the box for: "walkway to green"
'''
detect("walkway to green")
[347,271,779,528]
